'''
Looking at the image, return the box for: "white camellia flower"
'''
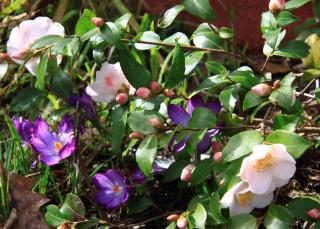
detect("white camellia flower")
[86,62,135,103]
[220,181,274,217]
[239,144,296,194]
[7,17,65,75]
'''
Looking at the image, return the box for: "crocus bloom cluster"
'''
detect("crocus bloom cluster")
[86,62,135,103]
[7,17,65,75]
[167,95,221,154]
[221,144,296,216]
[93,169,130,209]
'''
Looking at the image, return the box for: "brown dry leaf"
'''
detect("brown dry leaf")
[8,173,50,229]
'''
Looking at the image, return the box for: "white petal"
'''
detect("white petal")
[271,144,296,164]
[251,144,271,160]
[220,181,246,208]
[271,161,296,181]
[25,57,40,76]
[86,84,116,103]
[245,170,273,194]
[251,192,274,208]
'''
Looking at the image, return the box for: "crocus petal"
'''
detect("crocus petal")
[40,155,60,166]
[95,189,114,205]
[251,192,274,208]
[58,115,74,135]
[58,141,75,159]
[31,137,55,155]
[187,95,206,115]
[167,104,191,127]
[92,173,114,189]
[196,133,212,154]
[207,101,221,115]
[271,162,296,181]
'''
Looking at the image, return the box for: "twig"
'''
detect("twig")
[296,78,317,97]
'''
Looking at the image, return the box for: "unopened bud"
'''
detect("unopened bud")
[136,87,151,100]
[163,89,176,99]
[149,81,162,94]
[91,17,105,27]
[11,48,29,60]
[148,117,163,129]
[177,217,188,229]
[180,164,194,182]
[115,92,129,105]
[0,53,11,62]
[273,80,281,89]
[269,0,285,12]
[166,214,179,222]
[212,141,222,153]
[307,208,320,221]
[129,131,144,140]
[251,83,272,97]
[57,222,70,229]
[213,151,223,162]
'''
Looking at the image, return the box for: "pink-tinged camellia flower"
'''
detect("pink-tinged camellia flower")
[7,17,65,75]
[93,169,130,209]
[239,144,296,194]
[220,181,274,217]
[86,62,135,103]
[31,115,75,166]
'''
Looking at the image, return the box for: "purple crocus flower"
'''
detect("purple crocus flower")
[167,95,221,154]
[12,116,33,146]
[152,157,175,175]
[69,91,96,120]
[132,166,145,184]
[93,169,130,209]
[31,115,75,166]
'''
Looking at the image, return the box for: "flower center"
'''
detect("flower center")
[54,141,63,151]
[112,185,121,193]
[236,191,253,206]
[104,76,114,87]
[255,153,275,172]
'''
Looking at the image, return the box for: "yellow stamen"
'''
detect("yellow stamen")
[236,191,253,206]
[54,141,63,151]
[255,153,274,172]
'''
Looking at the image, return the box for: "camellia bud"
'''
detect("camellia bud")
[0,53,11,62]
[91,17,105,28]
[251,83,273,97]
[212,141,222,153]
[307,208,320,221]
[213,151,223,162]
[129,131,144,140]
[269,0,285,12]
[163,89,176,99]
[11,48,29,60]
[273,80,281,89]
[57,222,70,229]
[180,164,194,183]
[148,117,163,129]
[149,81,162,94]
[115,92,129,105]
[166,214,180,222]
[136,87,151,100]
[177,216,188,229]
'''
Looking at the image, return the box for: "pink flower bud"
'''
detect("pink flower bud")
[212,141,222,153]
[251,83,273,97]
[149,81,162,94]
[136,87,151,100]
[115,92,129,105]
[213,151,223,162]
[269,0,285,12]
[307,208,320,221]
[180,164,194,182]
[91,17,105,28]
[166,214,179,222]
[163,89,176,99]
[148,117,163,129]
[273,80,281,89]
[11,48,29,60]
[129,131,144,140]
[177,217,188,229]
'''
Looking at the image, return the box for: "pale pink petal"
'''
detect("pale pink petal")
[251,145,271,160]
[271,161,296,181]
[271,144,296,164]
[251,192,274,208]
[220,182,242,208]
[245,170,273,194]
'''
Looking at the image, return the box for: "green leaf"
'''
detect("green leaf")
[266,130,312,158]
[285,0,312,10]
[0,63,8,81]
[198,75,229,91]
[163,160,189,183]
[135,31,161,50]
[36,53,48,91]
[185,51,204,75]
[302,33,320,69]
[229,71,260,89]
[228,214,257,229]
[127,196,153,214]
[100,22,121,46]
[11,87,46,112]
[272,114,300,131]
[206,61,228,75]
[243,91,267,111]
[164,32,190,46]
[207,193,227,224]
[111,106,127,155]
[75,9,96,37]
[191,159,215,186]
[128,110,163,134]
[192,24,222,49]
[277,11,299,27]
[191,203,207,229]
[264,205,294,229]
[219,85,239,112]
[287,196,320,221]
[222,131,263,162]
[269,86,294,111]
[159,5,185,28]
[117,48,152,88]
[60,193,85,221]
[115,13,132,29]
[182,0,215,20]
[136,135,158,177]
[31,35,64,50]
[165,43,186,88]
[219,27,233,39]
[261,12,278,34]
[188,107,216,129]
[45,205,66,227]
[49,68,73,98]
[274,40,310,58]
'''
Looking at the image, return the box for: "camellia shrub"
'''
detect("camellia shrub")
[0,0,320,228]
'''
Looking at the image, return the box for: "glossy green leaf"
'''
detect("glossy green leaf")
[164,32,190,46]
[277,11,299,27]
[11,87,46,112]
[243,91,267,111]
[274,40,310,58]
[219,85,239,112]
[302,33,320,69]
[49,66,73,98]
[261,12,278,34]
[111,106,127,155]
[198,75,229,91]
[182,0,215,20]
[192,23,223,49]
[60,193,85,221]
[227,214,257,229]
[269,86,294,111]
[191,159,215,186]
[100,22,121,46]
[207,193,227,224]
[219,27,233,39]
[136,135,158,177]
[75,9,96,37]
[287,196,320,221]
[185,51,203,75]
[45,205,66,227]
[188,107,216,129]
[36,53,48,91]
[206,61,228,75]
[31,35,65,50]
[272,114,300,131]
[127,196,153,214]
[159,5,185,28]
[229,71,260,89]
[264,205,294,229]
[135,31,161,50]
[163,160,189,183]
[115,13,132,29]
[285,0,312,10]
[128,110,163,134]
[191,203,207,229]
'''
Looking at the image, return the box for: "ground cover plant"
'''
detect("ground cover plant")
[0,0,320,228]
